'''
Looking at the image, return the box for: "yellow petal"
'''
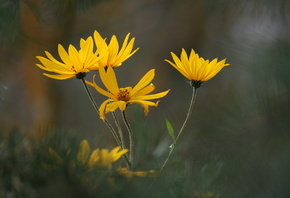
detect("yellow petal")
[43,73,76,80]
[85,76,115,98]
[99,98,115,121]
[88,148,101,168]
[58,44,74,67]
[133,89,170,100]
[107,35,119,64]
[68,44,82,71]
[99,66,119,95]
[110,146,128,161]
[36,56,74,74]
[77,140,90,165]
[130,69,155,96]
[131,83,155,98]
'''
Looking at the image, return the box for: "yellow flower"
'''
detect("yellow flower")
[117,167,156,178]
[36,36,106,80]
[77,140,128,168]
[165,48,230,88]
[93,30,139,68]
[86,66,170,120]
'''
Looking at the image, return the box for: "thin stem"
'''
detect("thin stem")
[122,110,134,170]
[81,78,100,112]
[80,78,131,169]
[112,111,126,150]
[161,87,197,171]
[175,87,198,143]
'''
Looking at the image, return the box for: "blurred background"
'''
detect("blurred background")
[0,0,290,197]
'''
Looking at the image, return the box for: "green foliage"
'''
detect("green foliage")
[166,118,175,142]
[0,128,155,198]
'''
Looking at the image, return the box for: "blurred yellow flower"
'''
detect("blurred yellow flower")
[117,167,156,178]
[165,48,230,88]
[36,36,106,80]
[44,140,127,170]
[93,30,139,68]
[86,66,170,120]
[77,140,128,168]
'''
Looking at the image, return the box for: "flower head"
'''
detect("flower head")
[36,36,106,80]
[43,140,128,171]
[77,140,128,168]
[93,30,139,68]
[165,48,230,88]
[86,66,170,120]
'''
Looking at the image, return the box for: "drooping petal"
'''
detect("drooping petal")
[105,101,122,113]
[99,98,115,120]
[129,100,159,115]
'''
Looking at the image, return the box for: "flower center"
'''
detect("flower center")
[117,88,131,102]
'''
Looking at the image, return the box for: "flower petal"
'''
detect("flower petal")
[43,73,76,80]
[165,49,230,82]
[133,89,170,100]
[85,76,115,98]
[99,66,119,95]
[77,140,90,165]
[130,69,155,96]
[99,98,115,121]
[130,83,155,98]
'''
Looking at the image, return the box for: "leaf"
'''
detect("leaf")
[166,118,175,141]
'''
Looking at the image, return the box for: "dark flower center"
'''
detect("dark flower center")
[117,89,130,102]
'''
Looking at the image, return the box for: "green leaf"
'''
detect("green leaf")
[166,118,175,141]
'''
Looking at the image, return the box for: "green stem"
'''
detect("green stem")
[80,78,131,169]
[159,87,198,176]
[112,111,126,150]
[175,87,198,143]
[81,78,100,112]
[147,87,197,191]
[146,87,198,194]
[122,110,134,170]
